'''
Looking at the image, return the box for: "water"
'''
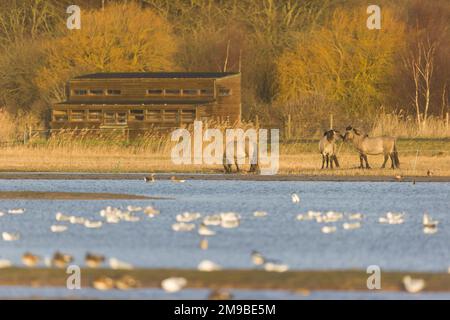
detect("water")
[0,179,449,272]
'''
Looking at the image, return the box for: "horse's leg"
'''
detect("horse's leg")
[364,155,371,169]
[334,155,340,168]
[321,155,325,169]
[326,155,329,168]
[359,154,364,169]
[389,153,395,169]
[381,154,388,169]
[330,155,334,169]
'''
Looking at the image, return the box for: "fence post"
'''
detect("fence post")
[255,115,259,128]
[285,114,292,141]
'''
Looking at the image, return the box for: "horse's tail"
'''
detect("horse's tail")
[393,142,400,169]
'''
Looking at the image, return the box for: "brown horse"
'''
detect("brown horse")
[343,126,400,169]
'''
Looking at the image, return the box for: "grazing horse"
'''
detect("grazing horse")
[223,141,259,174]
[319,129,341,169]
[343,126,400,169]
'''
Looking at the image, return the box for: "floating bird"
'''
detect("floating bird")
[251,251,265,266]
[348,213,363,220]
[394,175,402,181]
[2,232,20,241]
[109,257,134,270]
[321,225,337,234]
[69,216,85,224]
[423,213,438,228]
[264,261,289,272]
[291,193,300,203]
[92,276,115,291]
[200,238,208,250]
[127,205,142,212]
[343,222,361,230]
[208,289,233,300]
[84,220,103,229]
[198,260,222,272]
[161,277,187,293]
[144,206,160,216]
[22,252,40,267]
[198,223,216,236]
[171,176,186,183]
[403,275,425,293]
[220,212,240,228]
[144,173,156,183]
[176,212,201,222]
[50,225,68,233]
[51,252,73,268]
[115,275,138,290]
[8,208,25,215]
[55,212,71,222]
[379,212,405,224]
[203,215,222,226]
[0,259,12,268]
[123,214,140,222]
[172,222,195,232]
[253,211,268,217]
[0,211,4,217]
[85,252,105,268]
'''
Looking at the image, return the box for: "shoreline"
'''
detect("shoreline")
[0,268,449,292]
[0,172,448,182]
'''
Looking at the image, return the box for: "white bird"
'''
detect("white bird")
[264,261,289,272]
[161,277,187,293]
[321,226,337,234]
[127,205,142,212]
[50,225,68,233]
[251,251,265,266]
[198,260,222,272]
[203,215,222,226]
[176,212,201,222]
[8,208,25,215]
[2,232,20,241]
[343,222,361,230]
[221,219,240,229]
[403,275,425,293]
[55,212,71,222]
[348,213,363,220]
[198,223,216,236]
[291,193,300,203]
[0,211,5,217]
[220,212,240,222]
[423,213,438,228]
[144,206,160,216]
[423,226,438,234]
[253,211,268,217]
[172,222,195,232]
[92,277,115,291]
[69,216,85,224]
[84,220,103,228]
[379,212,405,224]
[0,259,12,268]
[109,257,134,270]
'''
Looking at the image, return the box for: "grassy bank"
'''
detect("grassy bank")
[1,268,450,292]
[0,139,449,177]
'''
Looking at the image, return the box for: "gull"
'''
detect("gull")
[109,257,134,270]
[115,275,138,290]
[171,176,186,183]
[0,259,12,268]
[22,252,40,267]
[291,193,300,203]
[200,238,208,250]
[176,212,201,222]
[379,212,405,224]
[321,225,337,234]
[423,213,438,228]
[144,206,160,216]
[85,252,105,268]
[221,219,240,229]
[8,208,25,215]
[220,212,240,227]
[55,212,71,222]
[321,211,343,223]
[403,275,425,293]
[161,277,187,293]
[264,261,289,273]
[343,222,361,230]
[69,216,85,224]
[172,222,195,232]
[203,215,222,226]
[144,173,155,183]
[348,213,363,220]
[253,211,268,217]
[51,252,73,268]
[127,205,142,212]
[251,251,265,266]
[92,276,115,291]
[0,212,4,217]
[198,223,216,236]
[84,220,103,228]
[50,225,68,233]
[2,232,20,241]
[198,260,222,272]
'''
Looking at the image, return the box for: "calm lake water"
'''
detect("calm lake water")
[0,179,450,272]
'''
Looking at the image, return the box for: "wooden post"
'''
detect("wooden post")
[255,115,259,128]
[286,114,292,140]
